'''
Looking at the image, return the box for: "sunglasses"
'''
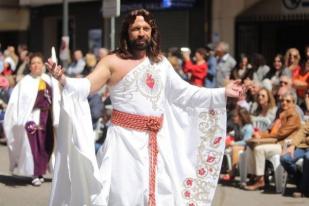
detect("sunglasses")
[281,99,292,103]
[289,54,298,59]
[280,81,289,85]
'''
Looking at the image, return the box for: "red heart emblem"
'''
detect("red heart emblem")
[146,74,155,89]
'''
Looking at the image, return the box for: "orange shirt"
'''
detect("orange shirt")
[293,70,309,98]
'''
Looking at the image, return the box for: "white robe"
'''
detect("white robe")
[4,73,61,176]
[49,57,227,206]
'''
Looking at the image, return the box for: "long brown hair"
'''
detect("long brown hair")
[114,9,162,63]
[255,87,276,115]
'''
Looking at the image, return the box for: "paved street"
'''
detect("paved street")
[0,144,309,206]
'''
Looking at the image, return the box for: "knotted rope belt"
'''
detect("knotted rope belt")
[111,109,163,206]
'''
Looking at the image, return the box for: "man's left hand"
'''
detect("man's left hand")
[225,80,245,98]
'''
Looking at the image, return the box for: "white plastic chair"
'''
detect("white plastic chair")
[239,151,284,193]
[268,154,285,193]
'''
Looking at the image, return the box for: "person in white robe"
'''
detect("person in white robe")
[4,53,60,186]
[46,9,244,206]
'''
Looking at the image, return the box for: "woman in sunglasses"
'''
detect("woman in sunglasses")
[284,48,301,78]
[244,91,301,191]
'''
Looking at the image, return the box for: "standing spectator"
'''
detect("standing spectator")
[182,47,208,87]
[204,44,217,88]
[215,41,236,87]
[16,49,30,82]
[168,55,186,80]
[4,46,18,69]
[2,56,16,76]
[82,53,97,76]
[0,75,10,145]
[0,48,3,73]
[66,50,86,77]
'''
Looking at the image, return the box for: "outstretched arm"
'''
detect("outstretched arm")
[46,56,112,94]
[86,57,112,93]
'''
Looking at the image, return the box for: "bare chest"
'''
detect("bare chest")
[108,58,146,86]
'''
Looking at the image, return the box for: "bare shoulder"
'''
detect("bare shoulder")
[97,53,123,71]
[97,53,118,66]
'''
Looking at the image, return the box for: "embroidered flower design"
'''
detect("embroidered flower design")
[182,109,225,205]
[146,119,162,132]
[184,178,194,188]
[212,136,223,147]
[197,167,207,177]
[206,154,216,164]
[183,190,191,199]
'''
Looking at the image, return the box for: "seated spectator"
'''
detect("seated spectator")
[230,54,252,81]
[276,86,304,121]
[264,54,289,94]
[292,60,309,109]
[251,87,277,130]
[244,79,262,114]
[222,107,254,181]
[280,121,309,198]
[305,92,309,119]
[245,91,301,191]
[251,53,270,83]
[284,48,301,78]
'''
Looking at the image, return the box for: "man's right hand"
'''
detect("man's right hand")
[45,58,66,85]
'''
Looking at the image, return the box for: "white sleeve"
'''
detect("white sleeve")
[165,60,226,109]
[63,77,91,99]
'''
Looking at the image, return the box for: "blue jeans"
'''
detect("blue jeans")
[280,148,309,193]
[301,151,309,194]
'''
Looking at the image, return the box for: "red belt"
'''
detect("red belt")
[111,109,163,206]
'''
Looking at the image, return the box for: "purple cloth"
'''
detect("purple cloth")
[26,81,54,176]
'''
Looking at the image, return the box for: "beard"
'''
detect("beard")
[128,38,150,51]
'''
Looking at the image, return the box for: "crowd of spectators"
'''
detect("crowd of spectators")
[166,42,309,198]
